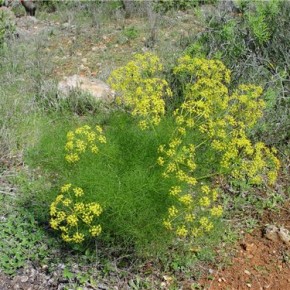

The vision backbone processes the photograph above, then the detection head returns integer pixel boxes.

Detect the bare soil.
[200,205,290,290]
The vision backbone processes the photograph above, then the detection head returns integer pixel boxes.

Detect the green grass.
[25,111,179,255]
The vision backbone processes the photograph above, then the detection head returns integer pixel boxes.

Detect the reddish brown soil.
[200,206,290,290]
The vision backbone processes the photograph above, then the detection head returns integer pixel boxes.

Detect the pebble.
[20,276,29,283]
[244,270,251,275]
[246,283,252,288]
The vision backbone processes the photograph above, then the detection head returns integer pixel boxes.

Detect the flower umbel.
[49,185,102,244]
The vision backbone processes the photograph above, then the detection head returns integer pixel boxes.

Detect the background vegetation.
[0,0,289,289]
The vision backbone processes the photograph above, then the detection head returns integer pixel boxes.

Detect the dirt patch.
[200,205,290,290]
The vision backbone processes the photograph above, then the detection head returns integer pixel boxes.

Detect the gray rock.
[57,75,115,103]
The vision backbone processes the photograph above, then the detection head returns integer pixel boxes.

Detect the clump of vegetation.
[185,0,290,147]
[154,0,216,13]
[0,207,53,275]
[0,8,15,52]
[26,53,279,258]
[50,183,103,243]
[108,52,172,129]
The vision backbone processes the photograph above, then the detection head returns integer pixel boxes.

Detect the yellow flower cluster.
[49,184,103,244]
[108,52,172,129]
[162,185,223,239]
[65,125,106,163]
[171,56,279,184]
[158,56,279,239]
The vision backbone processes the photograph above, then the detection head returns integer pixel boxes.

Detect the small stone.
[208,268,214,274]
[218,278,222,283]
[247,283,252,288]
[29,268,36,278]
[20,276,29,283]
[263,225,279,242]
[58,263,65,269]
[244,270,251,275]
[98,283,108,289]
[278,227,290,246]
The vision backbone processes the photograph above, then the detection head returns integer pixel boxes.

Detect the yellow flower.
[91,145,99,154]
[169,186,182,196]
[65,141,74,151]
[157,157,165,166]
[61,233,72,242]
[62,198,72,206]
[50,219,59,230]
[176,225,188,237]
[74,202,85,213]
[98,135,107,144]
[65,153,80,163]
[66,131,74,140]
[89,202,103,216]
[168,206,178,218]
[95,125,103,133]
[191,227,201,237]
[179,194,193,206]
[163,220,173,230]
[89,225,102,237]
[82,213,94,225]
[210,206,223,217]
[199,196,211,207]
[185,213,195,222]
[201,185,210,194]
[72,232,85,243]
[73,187,84,197]
[199,217,213,232]
[67,214,78,226]
[50,203,57,216]
[61,184,71,193]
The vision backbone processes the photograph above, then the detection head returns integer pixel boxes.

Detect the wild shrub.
[153,0,216,13]
[184,0,290,147]
[0,8,15,52]
[28,53,279,256]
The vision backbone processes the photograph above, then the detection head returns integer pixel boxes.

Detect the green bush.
[0,207,53,275]
[184,0,290,147]
[26,53,279,257]
[0,9,15,52]
[27,111,176,254]
[154,0,216,13]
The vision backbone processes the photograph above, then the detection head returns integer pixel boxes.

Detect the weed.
[0,208,54,275]
[123,26,139,40]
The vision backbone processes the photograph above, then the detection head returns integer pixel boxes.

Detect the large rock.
[57,75,115,103]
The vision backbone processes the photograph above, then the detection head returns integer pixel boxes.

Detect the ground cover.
[0,1,289,289]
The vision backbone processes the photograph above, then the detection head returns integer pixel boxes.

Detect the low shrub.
[0,8,15,52]
[184,0,290,147]
[154,0,216,13]
[27,53,279,257]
